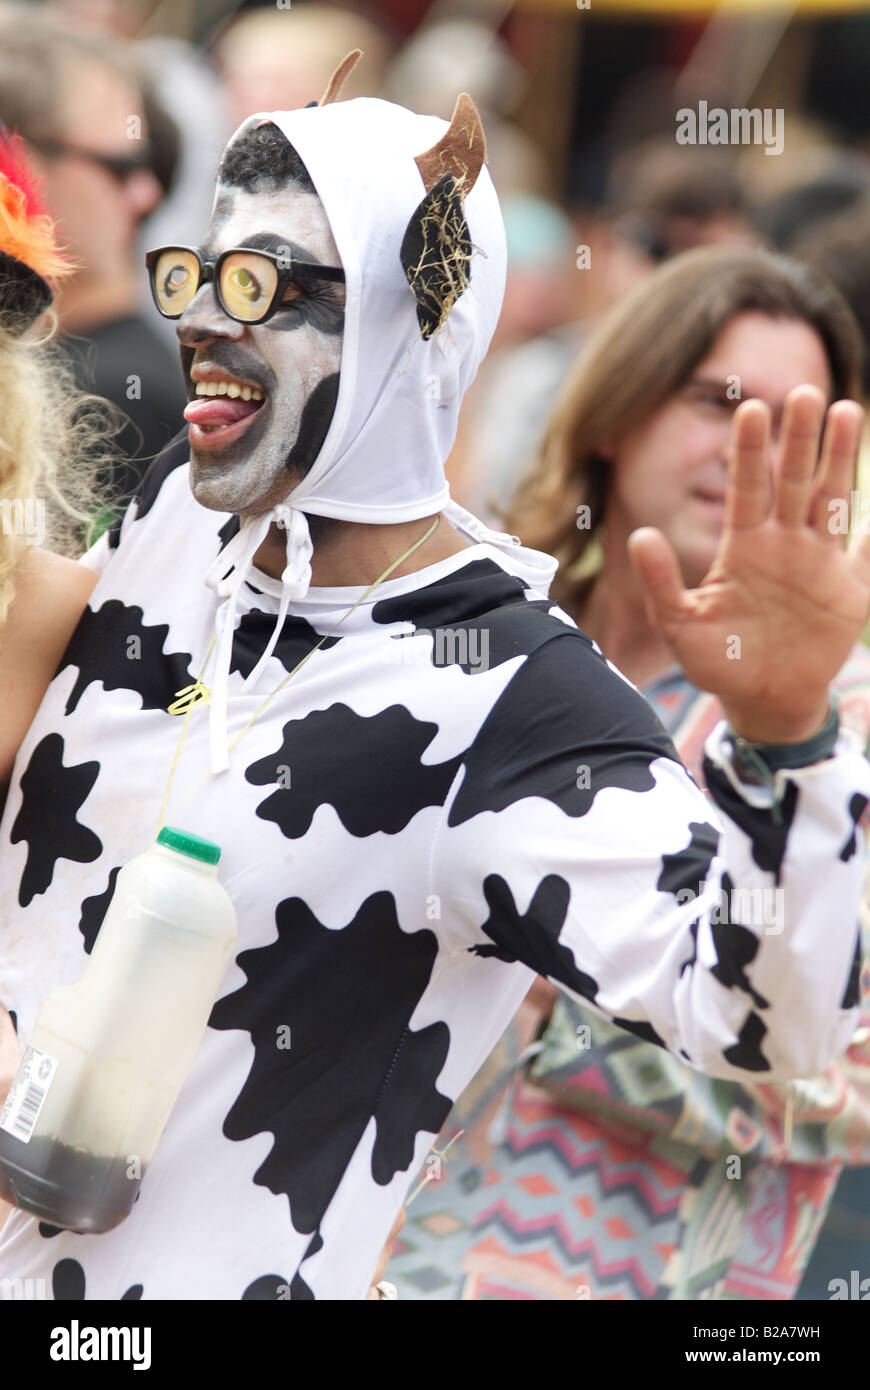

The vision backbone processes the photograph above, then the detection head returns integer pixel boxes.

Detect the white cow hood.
[203,95,557,771]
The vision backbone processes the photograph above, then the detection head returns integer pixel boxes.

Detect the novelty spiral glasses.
[145,245,345,325]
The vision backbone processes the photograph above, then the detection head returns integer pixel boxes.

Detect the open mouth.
[184,372,268,450]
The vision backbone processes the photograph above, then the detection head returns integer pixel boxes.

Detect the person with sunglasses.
[0,9,186,513]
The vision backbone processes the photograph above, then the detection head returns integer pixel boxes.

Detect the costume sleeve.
[431,629,870,1083]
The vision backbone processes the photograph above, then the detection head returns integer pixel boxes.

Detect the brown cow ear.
[402,95,487,340]
[414,93,486,199]
[319,49,362,106]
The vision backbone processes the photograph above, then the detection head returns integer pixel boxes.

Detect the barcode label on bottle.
[0,1045,57,1144]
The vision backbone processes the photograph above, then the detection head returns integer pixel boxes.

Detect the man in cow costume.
[1,54,870,1300]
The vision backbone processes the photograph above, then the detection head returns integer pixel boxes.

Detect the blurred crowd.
[4,0,870,1303]
[4,0,870,529]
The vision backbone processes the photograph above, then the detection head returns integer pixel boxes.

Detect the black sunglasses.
[30,138,153,184]
[145,244,345,325]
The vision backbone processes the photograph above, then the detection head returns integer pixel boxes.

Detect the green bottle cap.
[156,826,221,866]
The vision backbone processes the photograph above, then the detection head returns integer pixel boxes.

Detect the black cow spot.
[7,1010,16,1033]
[242,1274,289,1300]
[840,793,869,862]
[709,874,769,1010]
[58,600,194,715]
[53,1258,85,1300]
[105,511,124,551]
[246,704,462,840]
[841,927,863,1009]
[210,892,450,1237]
[11,735,102,907]
[39,1222,63,1238]
[703,760,799,886]
[230,610,340,682]
[290,1230,323,1300]
[371,560,562,674]
[78,866,122,954]
[218,515,241,552]
[680,919,700,977]
[722,1010,771,1072]
[372,1024,453,1185]
[468,873,599,1004]
[658,821,720,898]
[372,558,526,629]
[52,1257,143,1300]
[284,374,341,476]
[449,631,679,826]
[610,1017,667,1050]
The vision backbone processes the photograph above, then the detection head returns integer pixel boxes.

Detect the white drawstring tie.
[203,503,313,773]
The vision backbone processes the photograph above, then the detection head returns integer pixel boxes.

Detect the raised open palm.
[628,386,870,743]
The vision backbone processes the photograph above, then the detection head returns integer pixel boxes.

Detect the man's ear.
[401,94,487,340]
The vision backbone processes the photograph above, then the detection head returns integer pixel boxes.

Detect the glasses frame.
[145,244,346,325]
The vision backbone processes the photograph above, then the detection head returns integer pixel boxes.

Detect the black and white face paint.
[177,183,344,518]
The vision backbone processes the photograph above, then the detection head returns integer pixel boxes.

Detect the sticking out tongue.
[184,396,263,428]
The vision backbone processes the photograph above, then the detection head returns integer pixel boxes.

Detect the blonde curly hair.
[0,129,118,629]
[0,306,118,628]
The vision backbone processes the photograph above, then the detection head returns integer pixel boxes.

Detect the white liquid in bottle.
[0,827,237,1232]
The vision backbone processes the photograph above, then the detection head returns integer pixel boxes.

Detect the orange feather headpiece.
[0,128,73,330]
